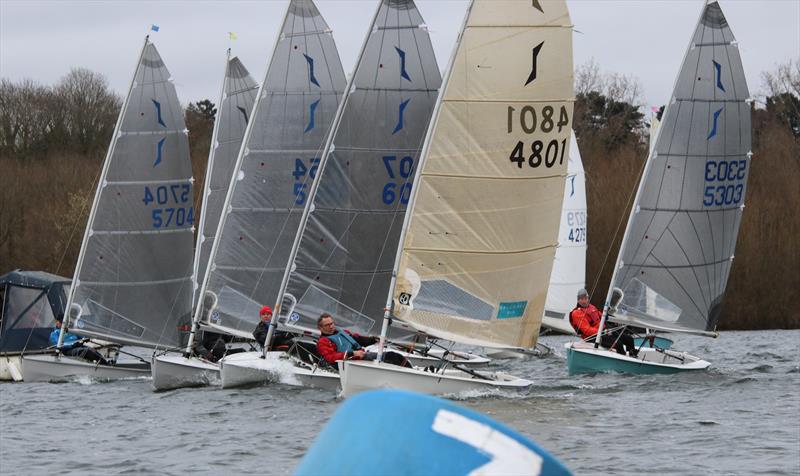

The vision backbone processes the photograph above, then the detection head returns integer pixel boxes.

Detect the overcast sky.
[1,0,798,110]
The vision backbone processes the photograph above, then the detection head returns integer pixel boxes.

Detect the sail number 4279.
[507,105,570,169]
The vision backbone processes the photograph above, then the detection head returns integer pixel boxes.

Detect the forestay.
[282,0,442,335]
[607,0,751,335]
[192,55,258,302]
[196,0,346,338]
[544,132,586,323]
[392,0,574,349]
[67,39,194,349]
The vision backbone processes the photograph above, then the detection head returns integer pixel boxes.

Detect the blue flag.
[151,24,160,32]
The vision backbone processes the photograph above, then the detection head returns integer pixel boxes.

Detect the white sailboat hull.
[339,360,532,398]
[372,346,490,368]
[565,342,710,375]
[219,351,340,391]
[21,354,150,382]
[151,354,220,391]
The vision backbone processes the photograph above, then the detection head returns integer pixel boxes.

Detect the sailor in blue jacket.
[50,319,108,365]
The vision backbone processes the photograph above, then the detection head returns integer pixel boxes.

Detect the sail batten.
[281,0,442,336]
[192,54,258,303]
[65,39,194,349]
[195,0,346,337]
[390,0,574,349]
[607,2,749,333]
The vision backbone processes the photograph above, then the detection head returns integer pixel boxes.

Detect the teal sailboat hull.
[565,343,710,375]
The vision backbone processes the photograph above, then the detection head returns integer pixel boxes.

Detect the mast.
[375,0,474,360]
[185,48,232,356]
[191,3,292,339]
[262,0,385,354]
[57,36,151,352]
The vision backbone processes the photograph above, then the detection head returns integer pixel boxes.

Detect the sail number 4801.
[507,105,570,169]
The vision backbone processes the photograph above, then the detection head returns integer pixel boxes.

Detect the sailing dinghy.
[23,37,195,382]
[179,0,346,390]
[566,0,751,374]
[151,52,259,391]
[340,0,575,397]
[221,0,458,389]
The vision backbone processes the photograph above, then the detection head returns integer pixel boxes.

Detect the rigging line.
[359,33,436,314]
[355,4,400,314]
[243,10,341,309]
[687,210,715,307]
[618,18,708,292]
[204,9,299,312]
[587,151,647,300]
[665,226,710,312]
[651,253,708,321]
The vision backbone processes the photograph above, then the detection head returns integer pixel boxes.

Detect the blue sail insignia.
[393,99,410,135]
[152,99,166,127]
[713,60,726,92]
[395,47,411,82]
[707,107,723,140]
[154,137,166,167]
[304,54,320,87]
[305,99,321,133]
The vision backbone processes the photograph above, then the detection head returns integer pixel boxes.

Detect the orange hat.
[260,305,273,316]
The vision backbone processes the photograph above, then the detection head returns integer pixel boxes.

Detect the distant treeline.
[1,61,798,330]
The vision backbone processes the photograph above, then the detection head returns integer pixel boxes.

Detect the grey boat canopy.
[0,270,70,353]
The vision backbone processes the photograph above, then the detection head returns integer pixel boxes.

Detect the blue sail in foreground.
[295,390,572,476]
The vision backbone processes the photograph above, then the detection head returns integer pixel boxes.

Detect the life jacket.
[326,330,361,353]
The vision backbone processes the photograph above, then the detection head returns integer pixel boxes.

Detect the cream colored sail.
[391,0,574,349]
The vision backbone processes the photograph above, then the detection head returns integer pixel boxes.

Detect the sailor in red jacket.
[316,313,411,367]
[570,288,638,357]
[569,289,603,338]
[316,313,377,364]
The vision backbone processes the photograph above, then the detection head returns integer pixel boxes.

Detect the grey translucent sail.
[282,0,442,335]
[66,38,194,349]
[196,0,346,338]
[607,0,751,335]
[192,54,258,303]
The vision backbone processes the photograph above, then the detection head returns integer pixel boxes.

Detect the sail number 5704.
[507,105,570,169]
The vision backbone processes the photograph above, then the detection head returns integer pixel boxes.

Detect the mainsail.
[391,0,574,349]
[281,0,442,335]
[606,0,751,335]
[543,132,586,329]
[66,38,194,349]
[195,0,346,338]
[192,54,258,303]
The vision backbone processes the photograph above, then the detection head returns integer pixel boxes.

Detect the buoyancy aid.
[326,330,361,354]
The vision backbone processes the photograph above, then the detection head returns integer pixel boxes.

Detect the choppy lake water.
[1,330,798,475]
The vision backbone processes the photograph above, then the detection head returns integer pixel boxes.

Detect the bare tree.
[55,68,121,154]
